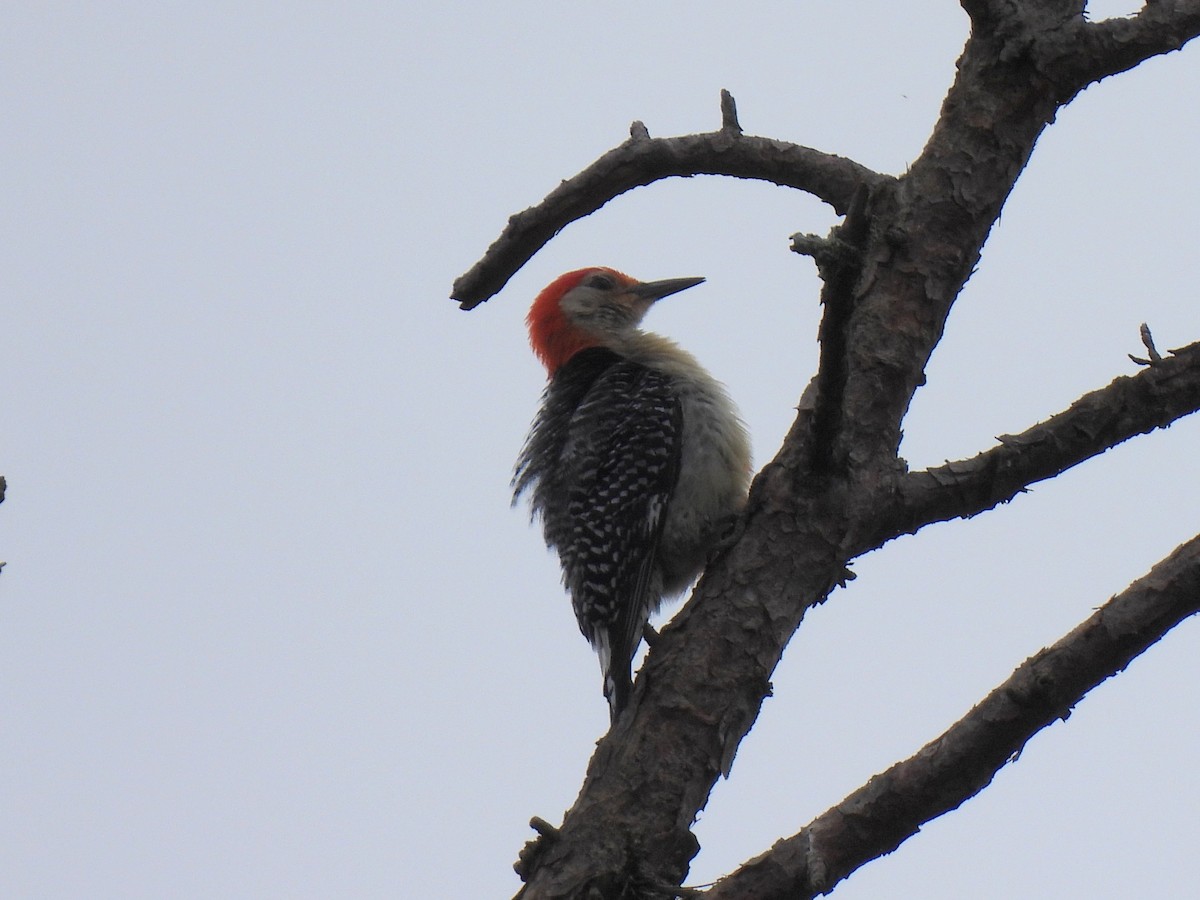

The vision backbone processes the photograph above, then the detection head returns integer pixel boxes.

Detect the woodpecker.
[513,267,751,720]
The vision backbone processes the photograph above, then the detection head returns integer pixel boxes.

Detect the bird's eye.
[586,273,616,290]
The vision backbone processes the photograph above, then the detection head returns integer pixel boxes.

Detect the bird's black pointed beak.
[630,276,705,302]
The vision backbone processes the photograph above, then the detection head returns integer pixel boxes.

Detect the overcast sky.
[2,3,1198,898]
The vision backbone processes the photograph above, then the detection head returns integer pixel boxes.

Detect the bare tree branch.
[1052,1,1200,90]
[705,532,1200,900]
[807,28,1070,475]
[452,95,887,310]
[805,185,873,476]
[805,0,1196,481]
[863,338,1200,547]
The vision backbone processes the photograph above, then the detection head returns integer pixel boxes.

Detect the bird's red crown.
[526,267,634,375]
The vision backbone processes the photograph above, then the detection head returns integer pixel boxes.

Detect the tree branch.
[862,337,1200,548]
[1051,1,1200,91]
[823,0,1196,474]
[452,94,887,310]
[813,31,1065,473]
[705,532,1200,900]
[804,185,874,476]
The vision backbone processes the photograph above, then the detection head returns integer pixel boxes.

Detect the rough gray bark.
[455,3,1200,897]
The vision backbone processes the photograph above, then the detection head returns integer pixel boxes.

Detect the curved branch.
[705,532,1200,900]
[863,338,1200,548]
[452,112,887,309]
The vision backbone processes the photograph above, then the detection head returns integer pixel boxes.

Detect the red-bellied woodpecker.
[513,267,751,720]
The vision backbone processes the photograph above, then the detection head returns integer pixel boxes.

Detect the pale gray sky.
[2,3,1198,898]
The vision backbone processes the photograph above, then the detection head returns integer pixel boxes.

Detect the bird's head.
[526,266,705,374]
